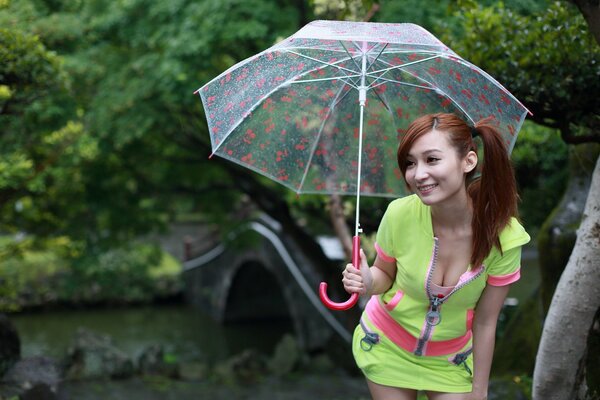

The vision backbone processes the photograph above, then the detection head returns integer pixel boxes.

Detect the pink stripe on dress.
[374,242,395,263]
[487,268,521,286]
[365,297,473,357]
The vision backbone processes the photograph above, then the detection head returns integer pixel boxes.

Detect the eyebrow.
[407,149,443,157]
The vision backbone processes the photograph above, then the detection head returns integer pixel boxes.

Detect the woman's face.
[404,129,475,207]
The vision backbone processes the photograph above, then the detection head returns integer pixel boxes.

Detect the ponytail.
[468,121,518,268]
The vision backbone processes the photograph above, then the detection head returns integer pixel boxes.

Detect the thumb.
[359,249,369,269]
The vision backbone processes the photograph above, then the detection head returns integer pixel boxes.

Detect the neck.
[430,191,472,234]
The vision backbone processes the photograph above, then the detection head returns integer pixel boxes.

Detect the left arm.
[470,283,511,400]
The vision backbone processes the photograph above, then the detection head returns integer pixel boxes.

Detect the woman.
[342,113,530,400]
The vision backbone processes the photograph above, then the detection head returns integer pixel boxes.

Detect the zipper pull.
[426,295,443,326]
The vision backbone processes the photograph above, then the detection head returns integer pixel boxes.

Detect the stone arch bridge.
[182,217,359,351]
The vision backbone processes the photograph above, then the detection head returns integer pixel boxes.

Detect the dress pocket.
[383,290,404,311]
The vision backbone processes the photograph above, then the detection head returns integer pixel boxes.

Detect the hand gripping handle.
[318,235,361,311]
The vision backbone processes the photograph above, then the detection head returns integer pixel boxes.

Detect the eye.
[405,160,415,168]
[427,156,440,163]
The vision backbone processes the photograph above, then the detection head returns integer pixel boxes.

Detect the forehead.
[408,129,452,155]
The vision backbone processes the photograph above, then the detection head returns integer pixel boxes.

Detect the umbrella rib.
[284,49,361,76]
[296,81,350,193]
[289,75,360,88]
[366,55,440,86]
[366,43,389,72]
[368,76,433,91]
[339,41,364,73]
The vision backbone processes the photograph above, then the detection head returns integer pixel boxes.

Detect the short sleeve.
[486,246,522,286]
[375,206,396,263]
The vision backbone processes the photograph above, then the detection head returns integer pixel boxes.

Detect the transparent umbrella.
[195,20,530,311]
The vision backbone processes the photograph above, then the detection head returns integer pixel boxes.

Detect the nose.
[414,163,429,182]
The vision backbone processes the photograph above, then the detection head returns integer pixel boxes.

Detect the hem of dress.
[362,372,472,394]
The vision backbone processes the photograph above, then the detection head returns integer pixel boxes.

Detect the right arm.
[342,249,396,297]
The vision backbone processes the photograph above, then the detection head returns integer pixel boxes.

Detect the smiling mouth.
[417,184,438,193]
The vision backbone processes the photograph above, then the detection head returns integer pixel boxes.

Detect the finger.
[345,264,360,275]
[359,249,369,269]
[343,279,364,293]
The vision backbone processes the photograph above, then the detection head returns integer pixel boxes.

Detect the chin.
[416,193,439,205]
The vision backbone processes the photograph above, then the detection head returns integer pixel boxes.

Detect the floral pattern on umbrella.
[198,20,529,198]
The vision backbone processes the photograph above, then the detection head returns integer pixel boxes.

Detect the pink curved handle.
[318,236,361,311]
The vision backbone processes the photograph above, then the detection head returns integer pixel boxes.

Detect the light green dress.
[353,195,530,392]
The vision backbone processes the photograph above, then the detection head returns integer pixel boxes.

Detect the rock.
[137,344,178,377]
[268,334,302,377]
[0,314,21,377]
[20,382,58,400]
[1,356,61,398]
[214,349,267,385]
[63,328,134,380]
[306,353,335,374]
[178,361,209,381]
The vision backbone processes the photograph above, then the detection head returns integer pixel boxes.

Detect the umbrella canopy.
[195,20,530,310]
[197,20,529,199]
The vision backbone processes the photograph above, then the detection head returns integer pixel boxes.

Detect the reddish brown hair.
[397,113,518,268]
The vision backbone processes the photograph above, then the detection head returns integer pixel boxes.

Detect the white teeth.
[419,184,437,191]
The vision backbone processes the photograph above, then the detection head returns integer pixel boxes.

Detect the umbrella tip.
[193,88,200,95]
[208,152,214,159]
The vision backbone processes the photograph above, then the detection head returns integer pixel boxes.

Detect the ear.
[463,150,478,173]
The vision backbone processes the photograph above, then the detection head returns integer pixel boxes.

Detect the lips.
[417,184,438,193]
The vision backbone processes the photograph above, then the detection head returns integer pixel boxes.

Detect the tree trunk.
[329,194,352,260]
[569,0,600,45]
[532,155,600,400]
[537,144,600,312]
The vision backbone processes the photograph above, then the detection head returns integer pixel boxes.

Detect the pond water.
[12,303,294,365]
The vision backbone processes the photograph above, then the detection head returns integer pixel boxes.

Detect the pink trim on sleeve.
[374,242,395,263]
[487,269,521,286]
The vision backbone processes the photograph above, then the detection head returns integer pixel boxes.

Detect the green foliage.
[0,236,70,311]
[0,22,86,239]
[0,236,182,311]
[311,0,376,21]
[511,121,568,231]
[60,243,179,304]
[444,1,600,138]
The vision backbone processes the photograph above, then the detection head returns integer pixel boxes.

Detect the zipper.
[414,237,486,356]
[450,347,473,375]
[359,318,380,351]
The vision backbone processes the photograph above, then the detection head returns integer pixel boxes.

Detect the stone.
[0,314,21,377]
[19,382,58,400]
[306,353,335,374]
[63,328,134,380]
[137,344,178,377]
[268,334,301,377]
[213,349,267,385]
[1,356,61,397]
[178,361,209,381]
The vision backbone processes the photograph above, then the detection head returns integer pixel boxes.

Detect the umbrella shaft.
[355,46,368,237]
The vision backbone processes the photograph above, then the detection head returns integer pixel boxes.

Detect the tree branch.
[569,0,600,45]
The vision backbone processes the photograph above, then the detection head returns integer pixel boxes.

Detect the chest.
[431,235,473,287]
[392,234,485,307]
